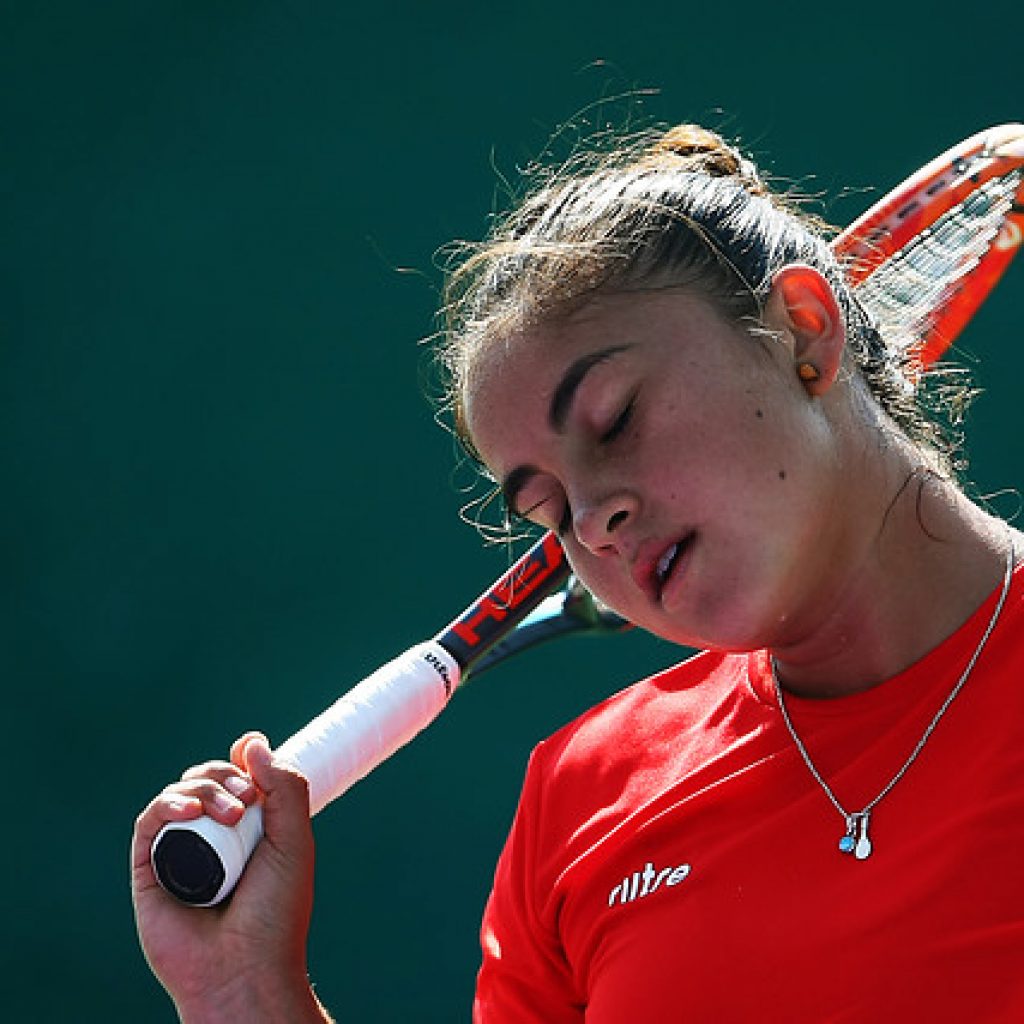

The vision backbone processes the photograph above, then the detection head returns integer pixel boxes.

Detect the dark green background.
[3,3,1020,1020]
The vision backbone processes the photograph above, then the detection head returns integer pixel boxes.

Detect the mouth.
[641,532,696,604]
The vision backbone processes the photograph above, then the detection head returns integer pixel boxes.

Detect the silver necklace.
[772,540,1015,861]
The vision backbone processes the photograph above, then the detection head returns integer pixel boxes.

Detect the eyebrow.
[501,344,634,515]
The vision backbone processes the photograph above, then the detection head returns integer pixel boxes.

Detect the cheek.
[564,548,628,609]
[649,402,810,520]
[567,555,669,636]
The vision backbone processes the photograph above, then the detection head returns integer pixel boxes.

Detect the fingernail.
[224,775,250,797]
[167,797,190,813]
[245,738,272,770]
[213,790,243,814]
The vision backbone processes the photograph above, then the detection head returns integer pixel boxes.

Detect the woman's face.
[463,286,853,652]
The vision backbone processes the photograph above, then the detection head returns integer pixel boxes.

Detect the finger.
[241,737,312,852]
[131,789,205,876]
[180,761,258,803]
[162,777,253,825]
[180,758,238,781]
[135,789,204,839]
[230,731,269,770]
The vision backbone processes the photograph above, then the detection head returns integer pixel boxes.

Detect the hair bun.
[646,124,768,196]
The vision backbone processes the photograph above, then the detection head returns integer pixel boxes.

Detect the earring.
[797,362,820,383]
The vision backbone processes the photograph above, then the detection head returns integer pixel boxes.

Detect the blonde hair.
[438,124,969,481]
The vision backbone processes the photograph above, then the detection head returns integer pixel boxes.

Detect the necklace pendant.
[838,813,873,859]
[838,817,857,854]
[854,812,873,861]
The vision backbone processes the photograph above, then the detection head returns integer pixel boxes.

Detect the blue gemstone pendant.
[839,813,873,859]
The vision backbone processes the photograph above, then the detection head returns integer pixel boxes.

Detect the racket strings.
[856,171,1022,350]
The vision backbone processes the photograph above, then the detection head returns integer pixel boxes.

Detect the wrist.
[176,971,330,1024]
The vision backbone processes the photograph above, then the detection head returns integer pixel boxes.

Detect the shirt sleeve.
[472,745,584,1024]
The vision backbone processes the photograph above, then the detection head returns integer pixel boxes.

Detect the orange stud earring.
[797,362,820,383]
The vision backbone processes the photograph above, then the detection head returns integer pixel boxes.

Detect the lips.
[633,532,696,604]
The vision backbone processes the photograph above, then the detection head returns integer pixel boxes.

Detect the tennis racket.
[153,122,1023,906]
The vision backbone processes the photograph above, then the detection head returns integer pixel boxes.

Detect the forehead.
[460,323,553,465]
[464,292,630,393]
[461,288,721,409]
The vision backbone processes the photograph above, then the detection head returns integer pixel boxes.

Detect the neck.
[770,471,1014,700]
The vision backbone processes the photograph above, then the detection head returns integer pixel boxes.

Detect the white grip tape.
[278,641,460,815]
[152,640,461,906]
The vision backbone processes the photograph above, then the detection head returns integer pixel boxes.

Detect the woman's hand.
[131,732,331,1023]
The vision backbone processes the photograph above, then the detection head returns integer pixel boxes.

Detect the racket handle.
[151,641,462,906]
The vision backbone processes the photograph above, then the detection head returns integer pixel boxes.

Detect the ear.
[765,264,846,396]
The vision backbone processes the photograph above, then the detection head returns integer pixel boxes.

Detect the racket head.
[837,123,1024,368]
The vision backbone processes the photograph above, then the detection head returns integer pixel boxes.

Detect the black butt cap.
[152,829,226,905]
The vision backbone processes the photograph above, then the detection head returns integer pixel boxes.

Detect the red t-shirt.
[474,567,1024,1022]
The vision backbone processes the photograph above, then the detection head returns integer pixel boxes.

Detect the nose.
[571,491,638,556]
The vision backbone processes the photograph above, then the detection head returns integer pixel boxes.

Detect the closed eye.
[506,490,572,536]
[555,502,573,535]
[600,395,636,444]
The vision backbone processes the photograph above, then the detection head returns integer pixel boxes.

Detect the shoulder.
[502,648,772,908]
[522,648,755,798]
[983,558,1024,666]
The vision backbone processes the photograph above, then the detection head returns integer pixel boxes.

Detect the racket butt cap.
[152,828,225,905]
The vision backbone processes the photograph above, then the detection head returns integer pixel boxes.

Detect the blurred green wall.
[2,3,1020,1020]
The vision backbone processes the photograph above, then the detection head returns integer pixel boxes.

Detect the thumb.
[242,736,313,858]
[226,737,316,975]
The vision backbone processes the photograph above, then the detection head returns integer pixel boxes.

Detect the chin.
[648,596,782,655]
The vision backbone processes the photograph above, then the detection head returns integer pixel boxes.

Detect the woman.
[132,125,1024,1021]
